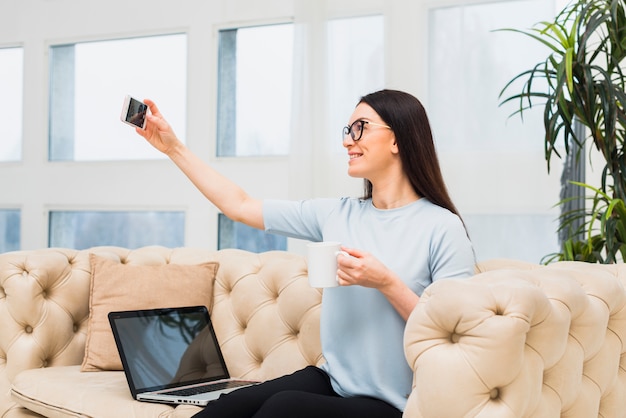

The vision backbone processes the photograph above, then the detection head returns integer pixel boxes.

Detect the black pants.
[191,366,402,418]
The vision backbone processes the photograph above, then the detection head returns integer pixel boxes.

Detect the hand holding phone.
[120,95,148,129]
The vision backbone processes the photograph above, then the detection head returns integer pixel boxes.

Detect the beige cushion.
[81,254,218,371]
[11,366,201,418]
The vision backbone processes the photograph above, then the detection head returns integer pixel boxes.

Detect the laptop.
[108,305,258,406]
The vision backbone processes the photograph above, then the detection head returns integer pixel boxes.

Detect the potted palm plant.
[499,0,626,263]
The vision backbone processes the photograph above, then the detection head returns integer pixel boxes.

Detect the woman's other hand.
[336,247,394,290]
[336,246,419,321]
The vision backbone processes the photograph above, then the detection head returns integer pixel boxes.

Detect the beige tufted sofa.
[1,246,626,418]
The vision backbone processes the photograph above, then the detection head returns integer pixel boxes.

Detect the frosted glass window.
[218,214,286,252]
[217,24,293,156]
[0,47,23,162]
[429,0,553,151]
[0,210,20,252]
[464,214,558,263]
[429,0,559,263]
[327,15,384,152]
[49,211,184,250]
[49,34,187,161]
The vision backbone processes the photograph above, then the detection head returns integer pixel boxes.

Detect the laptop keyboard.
[166,380,252,396]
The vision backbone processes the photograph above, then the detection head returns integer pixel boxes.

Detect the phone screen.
[124,97,148,129]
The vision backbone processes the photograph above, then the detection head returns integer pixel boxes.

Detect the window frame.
[46,31,188,162]
[0,44,24,163]
[214,18,295,158]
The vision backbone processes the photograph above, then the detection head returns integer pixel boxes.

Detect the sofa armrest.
[0,249,92,417]
[403,263,626,418]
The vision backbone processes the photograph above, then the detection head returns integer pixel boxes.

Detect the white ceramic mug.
[306,241,343,288]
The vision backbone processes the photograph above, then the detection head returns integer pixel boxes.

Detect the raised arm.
[136,99,264,230]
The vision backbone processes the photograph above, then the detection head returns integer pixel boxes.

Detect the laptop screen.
[109,306,230,396]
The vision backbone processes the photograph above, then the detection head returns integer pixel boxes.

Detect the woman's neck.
[370,180,420,210]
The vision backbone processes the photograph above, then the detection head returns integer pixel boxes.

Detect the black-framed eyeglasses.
[342,120,391,141]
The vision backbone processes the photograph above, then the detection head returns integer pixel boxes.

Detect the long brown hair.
[359,89,462,220]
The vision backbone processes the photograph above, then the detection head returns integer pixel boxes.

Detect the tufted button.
[489,388,499,399]
[450,333,460,343]
[24,325,33,334]
[73,324,79,333]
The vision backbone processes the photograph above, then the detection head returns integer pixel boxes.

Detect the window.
[464,214,557,262]
[49,211,184,250]
[0,210,20,252]
[48,34,187,161]
[217,24,294,157]
[429,0,551,152]
[428,0,559,263]
[0,47,23,162]
[327,15,384,153]
[218,214,286,252]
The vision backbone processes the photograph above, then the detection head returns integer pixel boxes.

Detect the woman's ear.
[390,137,399,154]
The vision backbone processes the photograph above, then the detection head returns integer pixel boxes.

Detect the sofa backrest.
[208,248,324,379]
[0,246,323,417]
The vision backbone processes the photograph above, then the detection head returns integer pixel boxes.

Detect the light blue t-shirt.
[263,197,475,411]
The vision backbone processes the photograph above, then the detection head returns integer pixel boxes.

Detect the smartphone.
[120,95,148,129]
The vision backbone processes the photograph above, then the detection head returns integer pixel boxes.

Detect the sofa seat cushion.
[11,366,202,418]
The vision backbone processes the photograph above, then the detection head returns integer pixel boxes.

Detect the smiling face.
[343,103,399,182]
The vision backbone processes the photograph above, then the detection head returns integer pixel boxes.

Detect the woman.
[136,89,475,417]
